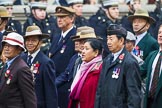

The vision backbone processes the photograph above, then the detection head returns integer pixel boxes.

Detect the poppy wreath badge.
[31,61,40,74]
[118,53,125,63]
[5,70,13,85]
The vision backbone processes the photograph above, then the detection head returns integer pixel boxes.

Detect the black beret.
[107,24,127,39]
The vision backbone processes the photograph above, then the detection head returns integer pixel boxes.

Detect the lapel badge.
[133,46,140,56]
[5,70,10,78]
[112,68,120,79]
[6,74,13,85]
[139,50,143,59]
[60,45,66,53]
[119,53,125,63]
[31,61,40,74]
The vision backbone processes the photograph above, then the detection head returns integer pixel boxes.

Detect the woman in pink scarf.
[68,39,103,108]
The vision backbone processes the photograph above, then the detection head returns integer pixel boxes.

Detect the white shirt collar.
[112,47,124,62]
[28,49,40,62]
[61,25,74,38]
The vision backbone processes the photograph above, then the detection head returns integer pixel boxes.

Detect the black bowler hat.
[107,24,127,39]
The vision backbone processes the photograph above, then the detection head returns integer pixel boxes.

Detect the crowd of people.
[0,0,162,108]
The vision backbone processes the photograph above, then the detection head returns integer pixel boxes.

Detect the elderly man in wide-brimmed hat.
[21,25,58,108]
[0,32,37,108]
[127,8,159,61]
[23,1,57,53]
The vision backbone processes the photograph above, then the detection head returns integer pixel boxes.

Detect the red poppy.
[135,46,139,50]
[5,70,10,78]
[119,54,125,60]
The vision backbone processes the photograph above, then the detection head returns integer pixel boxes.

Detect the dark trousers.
[147,97,154,108]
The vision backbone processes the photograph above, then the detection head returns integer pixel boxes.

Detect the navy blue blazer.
[22,51,58,108]
[49,27,76,77]
[56,54,79,87]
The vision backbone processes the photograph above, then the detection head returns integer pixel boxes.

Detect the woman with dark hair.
[68,38,103,108]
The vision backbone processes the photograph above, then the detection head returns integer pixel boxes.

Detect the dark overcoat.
[49,27,76,76]
[49,27,76,108]
[22,51,58,108]
[95,48,142,108]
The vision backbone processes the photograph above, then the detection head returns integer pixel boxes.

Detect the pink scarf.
[70,55,102,100]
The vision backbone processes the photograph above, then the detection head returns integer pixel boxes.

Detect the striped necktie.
[149,51,162,98]
[27,55,33,67]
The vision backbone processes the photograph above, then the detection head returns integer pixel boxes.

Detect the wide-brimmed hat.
[128,8,155,24]
[54,6,75,17]
[71,26,101,41]
[24,25,50,39]
[102,0,119,8]
[107,24,127,39]
[126,31,136,41]
[2,32,26,51]
[30,2,47,9]
[67,0,83,5]
[0,6,13,18]
[0,0,13,6]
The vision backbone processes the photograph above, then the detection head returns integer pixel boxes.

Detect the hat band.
[79,33,96,38]
[26,30,42,36]
[5,37,23,45]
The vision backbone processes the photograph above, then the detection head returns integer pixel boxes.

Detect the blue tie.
[58,35,64,45]
[110,54,114,64]
[27,55,33,67]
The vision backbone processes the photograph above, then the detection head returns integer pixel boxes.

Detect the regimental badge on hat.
[127,8,155,24]
[67,0,83,5]
[54,6,75,17]
[30,2,47,10]
[0,6,13,18]
[71,26,102,41]
[107,24,127,39]
[0,0,13,6]
[102,0,119,8]
[24,25,50,39]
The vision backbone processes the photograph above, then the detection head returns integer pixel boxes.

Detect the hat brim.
[128,15,155,24]
[24,33,50,39]
[2,40,26,51]
[54,13,70,17]
[0,16,13,18]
